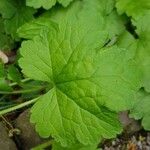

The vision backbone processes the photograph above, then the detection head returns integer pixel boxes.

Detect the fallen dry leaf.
[127,142,137,150]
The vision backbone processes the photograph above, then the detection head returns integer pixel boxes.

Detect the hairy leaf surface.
[18,0,141,147]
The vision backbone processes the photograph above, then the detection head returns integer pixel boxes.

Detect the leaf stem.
[9,78,32,87]
[1,115,14,129]
[0,86,45,95]
[31,140,53,150]
[0,98,38,116]
[0,95,7,101]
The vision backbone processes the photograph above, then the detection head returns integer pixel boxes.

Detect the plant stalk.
[0,98,38,116]
[9,78,32,87]
[0,86,45,95]
[31,140,53,150]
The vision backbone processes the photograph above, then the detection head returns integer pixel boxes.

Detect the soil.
[15,109,48,150]
[0,122,17,150]
[100,131,150,150]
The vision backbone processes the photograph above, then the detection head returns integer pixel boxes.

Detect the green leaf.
[31,87,122,146]
[116,0,150,18]
[0,0,36,39]
[17,17,58,40]
[18,0,141,147]
[7,65,22,83]
[0,18,14,50]
[116,12,150,130]
[117,12,150,92]
[132,12,150,92]
[130,90,150,131]
[0,63,12,91]
[115,0,150,92]
[26,0,75,9]
[0,78,12,92]
[19,0,125,39]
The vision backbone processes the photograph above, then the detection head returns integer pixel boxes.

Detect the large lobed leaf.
[18,0,141,148]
